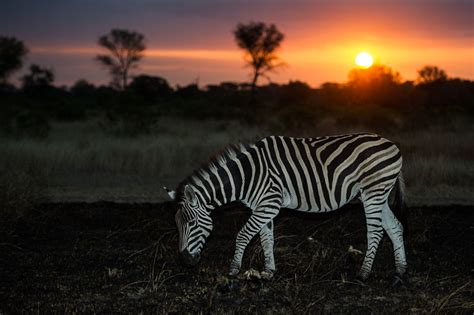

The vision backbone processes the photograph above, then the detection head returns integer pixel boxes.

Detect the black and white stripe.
[170,133,407,280]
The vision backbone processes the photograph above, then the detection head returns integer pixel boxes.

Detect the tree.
[347,64,402,106]
[70,79,96,97]
[348,64,401,89]
[21,64,54,89]
[129,75,172,100]
[416,65,447,84]
[96,29,145,90]
[0,36,28,84]
[234,22,284,91]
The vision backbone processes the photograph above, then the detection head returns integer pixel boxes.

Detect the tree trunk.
[247,70,259,116]
[122,69,128,90]
[251,70,259,92]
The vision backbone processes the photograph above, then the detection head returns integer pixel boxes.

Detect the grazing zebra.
[166,133,407,282]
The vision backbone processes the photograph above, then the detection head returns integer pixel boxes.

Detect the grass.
[1,202,472,313]
[0,116,472,313]
[0,168,47,222]
[0,117,472,205]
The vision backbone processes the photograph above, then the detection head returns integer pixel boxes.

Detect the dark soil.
[1,202,473,314]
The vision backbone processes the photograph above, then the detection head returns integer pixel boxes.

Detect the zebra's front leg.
[229,207,279,277]
[259,220,275,280]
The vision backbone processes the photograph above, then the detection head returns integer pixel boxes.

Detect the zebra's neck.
[189,144,267,210]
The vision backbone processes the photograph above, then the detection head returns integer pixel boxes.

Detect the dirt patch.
[0,202,473,313]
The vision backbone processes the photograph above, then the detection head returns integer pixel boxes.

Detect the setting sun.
[355,52,374,68]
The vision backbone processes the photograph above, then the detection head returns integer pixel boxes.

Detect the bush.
[0,105,50,139]
[54,101,87,121]
[98,90,159,136]
[14,111,51,138]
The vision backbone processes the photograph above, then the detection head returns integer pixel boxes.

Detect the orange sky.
[2,0,473,87]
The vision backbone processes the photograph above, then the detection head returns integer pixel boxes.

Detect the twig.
[0,242,24,251]
[434,281,471,314]
[428,274,460,288]
[120,280,148,291]
[125,243,154,261]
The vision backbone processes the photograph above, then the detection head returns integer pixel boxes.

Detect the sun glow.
[355,52,374,68]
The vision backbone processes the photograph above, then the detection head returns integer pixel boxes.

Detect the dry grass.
[0,168,48,222]
[390,128,474,205]
[0,118,472,205]
[2,203,472,313]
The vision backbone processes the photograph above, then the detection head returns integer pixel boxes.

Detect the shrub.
[15,111,50,138]
[99,91,158,136]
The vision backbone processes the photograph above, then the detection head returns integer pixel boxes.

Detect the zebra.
[165,133,407,283]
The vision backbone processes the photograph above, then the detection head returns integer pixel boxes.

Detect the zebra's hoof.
[242,268,261,280]
[228,268,240,278]
[261,270,274,280]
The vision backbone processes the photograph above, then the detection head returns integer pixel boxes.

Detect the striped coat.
[168,133,407,282]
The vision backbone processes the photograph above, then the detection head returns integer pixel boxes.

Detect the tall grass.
[0,118,472,205]
[0,118,268,202]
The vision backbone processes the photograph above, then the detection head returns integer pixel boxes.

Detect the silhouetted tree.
[417,65,447,84]
[348,64,401,89]
[319,82,347,107]
[206,82,239,95]
[234,22,284,91]
[277,80,312,106]
[96,29,145,90]
[347,64,403,106]
[0,36,28,84]
[129,75,172,101]
[175,83,201,98]
[70,79,96,97]
[21,64,54,89]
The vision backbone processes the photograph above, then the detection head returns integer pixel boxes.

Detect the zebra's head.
[166,184,213,266]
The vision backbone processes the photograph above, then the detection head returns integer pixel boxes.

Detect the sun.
[355,52,374,68]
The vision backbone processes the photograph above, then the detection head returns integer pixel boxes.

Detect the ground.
[1,202,472,313]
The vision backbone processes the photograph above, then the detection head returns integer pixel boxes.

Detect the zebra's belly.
[285,185,360,213]
[287,199,353,213]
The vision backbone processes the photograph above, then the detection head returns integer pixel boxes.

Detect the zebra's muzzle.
[180,249,200,266]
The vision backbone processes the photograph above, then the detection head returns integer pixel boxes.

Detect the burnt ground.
[0,202,473,314]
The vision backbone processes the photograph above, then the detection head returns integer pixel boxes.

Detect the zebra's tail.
[392,170,408,235]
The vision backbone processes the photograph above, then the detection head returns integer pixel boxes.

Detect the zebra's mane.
[176,142,251,200]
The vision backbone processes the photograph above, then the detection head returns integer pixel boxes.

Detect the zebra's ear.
[184,185,198,206]
[163,186,176,200]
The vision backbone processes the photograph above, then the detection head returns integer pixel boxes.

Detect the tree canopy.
[234,22,284,90]
[0,36,28,84]
[417,65,448,84]
[96,29,146,90]
[129,75,172,100]
[21,64,54,89]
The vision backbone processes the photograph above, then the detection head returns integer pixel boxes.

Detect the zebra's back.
[258,133,402,212]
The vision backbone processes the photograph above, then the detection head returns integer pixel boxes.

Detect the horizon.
[1,0,473,88]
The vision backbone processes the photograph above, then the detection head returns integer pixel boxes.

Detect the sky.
[1,0,473,88]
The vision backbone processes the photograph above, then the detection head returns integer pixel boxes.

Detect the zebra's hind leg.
[358,192,386,280]
[229,206,280,278]
[381,201,407,285]
[259,220,275,280]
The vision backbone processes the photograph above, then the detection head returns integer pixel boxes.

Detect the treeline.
[1,66,473,137]
[0,22,473,138]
